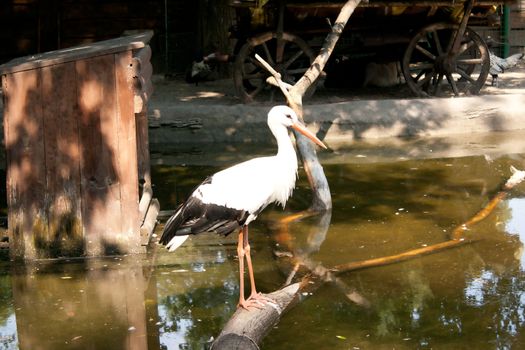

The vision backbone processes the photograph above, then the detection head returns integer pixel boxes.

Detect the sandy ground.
[150,61,525,107]
[146,61,525,144]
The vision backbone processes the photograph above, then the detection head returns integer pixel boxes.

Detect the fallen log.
[211,283,302,350]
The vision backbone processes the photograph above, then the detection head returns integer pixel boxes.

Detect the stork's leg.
[243,226,274,304]
[243,225,258,296]
[237,227,264,310]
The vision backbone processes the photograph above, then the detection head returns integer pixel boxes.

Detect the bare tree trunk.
[256,0,363,211]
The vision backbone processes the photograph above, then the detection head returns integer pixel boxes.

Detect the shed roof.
[0,31,153,74]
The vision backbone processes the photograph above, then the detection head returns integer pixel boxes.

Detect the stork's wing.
[197,157,277,213]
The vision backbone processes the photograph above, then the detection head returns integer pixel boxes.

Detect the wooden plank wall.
[0,0,234,74]
[509,1,525,54]
[41,62,84,256]
[75,51,140,256]
[510,0,525,27]
[0,0,165,68]
[59,0,163,48]
[0,0,39,63]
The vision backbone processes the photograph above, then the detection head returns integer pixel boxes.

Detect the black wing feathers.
[159,194,250,246]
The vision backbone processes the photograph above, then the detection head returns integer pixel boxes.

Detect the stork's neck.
[271,123,297,164]
[267,122,298,207]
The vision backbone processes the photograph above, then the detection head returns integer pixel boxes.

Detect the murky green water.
[1,132,525,349]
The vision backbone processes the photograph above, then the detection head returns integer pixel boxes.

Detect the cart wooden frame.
[230,0,504,102]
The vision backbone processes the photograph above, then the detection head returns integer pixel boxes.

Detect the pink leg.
[237,227,264,310]
[244,226,259,298]
[243,226,274,304]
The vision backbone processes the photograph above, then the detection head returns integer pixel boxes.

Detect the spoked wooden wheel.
[233,31,314,103]
[402,23,490,97]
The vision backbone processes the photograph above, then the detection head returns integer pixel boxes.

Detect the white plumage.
[489,51,524,87]
[159,105,326,309]
[196,157,295,212]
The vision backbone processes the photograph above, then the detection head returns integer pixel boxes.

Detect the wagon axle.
[435,54,457,75]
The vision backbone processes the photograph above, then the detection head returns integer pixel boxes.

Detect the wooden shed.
[0,31,156,260]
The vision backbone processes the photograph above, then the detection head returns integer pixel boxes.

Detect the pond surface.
[1,132,525,349]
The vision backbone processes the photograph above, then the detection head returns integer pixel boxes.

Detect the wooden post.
[132,45,154,191]
[130,44,159,245]
[0,31,155,259]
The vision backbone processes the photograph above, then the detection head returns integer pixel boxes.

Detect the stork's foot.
[248,292,275,304]
[237,293,276,311]
[237,298,265,311]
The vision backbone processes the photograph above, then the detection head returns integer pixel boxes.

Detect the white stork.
[159,105,326,310]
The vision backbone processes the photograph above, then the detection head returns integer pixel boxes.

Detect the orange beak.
[291,122,327,149]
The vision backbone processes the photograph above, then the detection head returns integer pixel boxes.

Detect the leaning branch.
[253,2,365,211]
[452,166,525,240]
[332,239,471,274]
[255,54,295,107]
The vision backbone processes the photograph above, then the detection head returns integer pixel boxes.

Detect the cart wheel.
[233,31,314,103]
[402,22,489,97]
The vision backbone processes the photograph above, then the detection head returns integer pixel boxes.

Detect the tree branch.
[252,2,365,211]
[254,54,296,109]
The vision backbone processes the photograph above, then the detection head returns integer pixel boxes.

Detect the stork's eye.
[285,114,292,119]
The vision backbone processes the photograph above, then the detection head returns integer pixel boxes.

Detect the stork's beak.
[291,122,327,149]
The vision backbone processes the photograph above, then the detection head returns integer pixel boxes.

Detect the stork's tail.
[159,206,189,251]
[165,235,189,252]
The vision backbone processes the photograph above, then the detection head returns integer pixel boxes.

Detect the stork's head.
[268,105,300,128]
[267,105,327,149]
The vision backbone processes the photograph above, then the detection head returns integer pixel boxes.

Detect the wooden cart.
[230,0,503,102]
